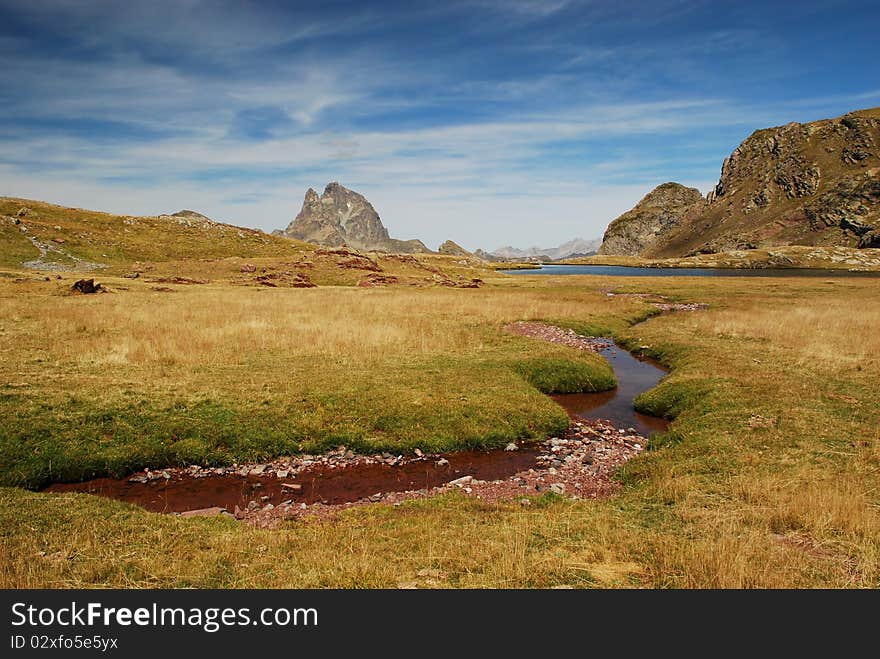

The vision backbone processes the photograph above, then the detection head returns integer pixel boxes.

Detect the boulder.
[71,279,102,294]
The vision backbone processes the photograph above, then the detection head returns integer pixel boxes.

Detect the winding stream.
[45,336,669,514]
[553,340,668,435]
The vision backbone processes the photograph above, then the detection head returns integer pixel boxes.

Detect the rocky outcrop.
[598,107,880,257]
[438,240,473,257]
[804,174,880,247]
[278,182,430,254]
[168,210,214,222]
[598,183,704,256]
[158,210,218,228]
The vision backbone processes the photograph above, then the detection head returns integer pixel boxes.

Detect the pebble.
[504,322,611,352]
[448,475,473,486]
[179,507,226,517]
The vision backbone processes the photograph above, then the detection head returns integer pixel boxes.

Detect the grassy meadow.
[1,266,879,588]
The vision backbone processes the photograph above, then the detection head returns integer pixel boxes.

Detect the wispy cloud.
[1,0,878,249]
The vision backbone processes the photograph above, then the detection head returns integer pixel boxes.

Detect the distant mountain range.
[489,238,602,261]
[274,182,600,261]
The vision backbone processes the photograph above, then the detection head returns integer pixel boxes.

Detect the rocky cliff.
[597,184,704,256]
[598,107,880,257]
[278,182,430,253]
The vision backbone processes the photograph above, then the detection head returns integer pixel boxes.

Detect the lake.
[500,264,880,277]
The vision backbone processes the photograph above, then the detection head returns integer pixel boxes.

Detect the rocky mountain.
[598,108,880,257]
[491,237,601,261]
[438,240,473,257]
[598,183,705,256]
[277,182,430,253]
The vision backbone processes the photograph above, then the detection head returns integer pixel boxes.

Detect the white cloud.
[3,1,872,251]
[1,93,731,250]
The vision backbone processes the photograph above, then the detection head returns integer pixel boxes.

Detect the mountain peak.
[278,183,430,254]
[597,183,704,257]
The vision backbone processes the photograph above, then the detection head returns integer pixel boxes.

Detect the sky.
[1,0,879,251]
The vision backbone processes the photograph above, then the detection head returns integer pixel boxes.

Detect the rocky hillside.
[278,182,430,254]
[599,107,880,257]
[597,184,704,256]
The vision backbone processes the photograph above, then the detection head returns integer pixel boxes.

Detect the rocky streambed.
[47,419,648,528]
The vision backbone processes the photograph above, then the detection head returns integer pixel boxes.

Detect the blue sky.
[1,0,879,250]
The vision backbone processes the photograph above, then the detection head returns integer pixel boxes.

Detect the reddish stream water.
[552,340,669,436]
[45,340,668,512]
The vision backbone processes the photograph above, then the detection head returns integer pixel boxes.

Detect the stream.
[45,337,668,514]
[553,340,668,436]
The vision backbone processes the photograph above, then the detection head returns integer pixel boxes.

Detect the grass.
[1,268,879,588]
[0,276,622,487]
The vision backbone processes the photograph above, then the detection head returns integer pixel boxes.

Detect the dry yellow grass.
[1,273,879,588]
[707,298,880,369]
[0,274,626,487]
[17,284,629,367]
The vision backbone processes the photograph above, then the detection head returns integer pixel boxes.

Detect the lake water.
[500,264,880,277]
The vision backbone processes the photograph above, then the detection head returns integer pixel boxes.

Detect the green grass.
[0,356,596,488]
[0,222,40,268]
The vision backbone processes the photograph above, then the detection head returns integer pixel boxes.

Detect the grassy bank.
[1,272,878,587]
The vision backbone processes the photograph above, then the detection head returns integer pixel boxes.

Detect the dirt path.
[22,234,106,271]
